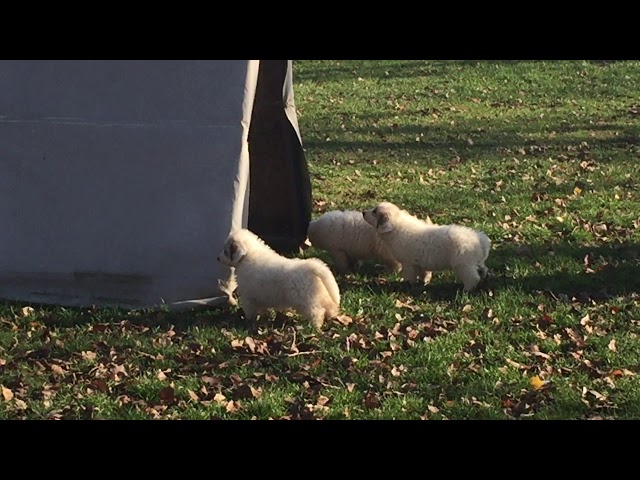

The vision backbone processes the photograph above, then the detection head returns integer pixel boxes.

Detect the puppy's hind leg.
[454,265,482,292]
[384,259,403,274]
[478,263,489,280]
[302,304,328,331]
[331,250,352,275]
[401,265,417,283]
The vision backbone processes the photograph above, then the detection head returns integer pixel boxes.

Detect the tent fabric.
[248,60,312,254]
[0,60,309,309]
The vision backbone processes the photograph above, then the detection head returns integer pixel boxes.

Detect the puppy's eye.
[373,207,378,215]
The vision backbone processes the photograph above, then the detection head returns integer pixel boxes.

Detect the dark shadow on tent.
[248,60,312,255]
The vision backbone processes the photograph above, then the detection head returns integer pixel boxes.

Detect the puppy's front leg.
[401,264,418,284]
[331,250,352,274]
[241,300,260,321]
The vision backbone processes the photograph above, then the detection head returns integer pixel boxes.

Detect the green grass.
[2,60,640,419]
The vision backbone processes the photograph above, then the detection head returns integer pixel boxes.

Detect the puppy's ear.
[228,239,247,264]
[377,212,394,233]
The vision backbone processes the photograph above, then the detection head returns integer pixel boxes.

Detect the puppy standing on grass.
[307,210,402,274]
[363,202,491,292]
[217,229,340,329]
[307,210,433,276]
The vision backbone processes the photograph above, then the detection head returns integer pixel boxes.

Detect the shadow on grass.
[303,119,639,166]
[294,60,563,84]
[335,241,640,303]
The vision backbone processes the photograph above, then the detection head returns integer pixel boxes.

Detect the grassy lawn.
[2,60,640,419]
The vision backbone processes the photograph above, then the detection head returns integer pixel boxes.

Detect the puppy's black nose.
[362,211,367,218]
[216,256,220,262]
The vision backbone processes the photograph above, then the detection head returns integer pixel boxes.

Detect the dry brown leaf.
[334,314,353,326]
[81,351,97,361]
[20,306,35,317]
[157,370,168,381]
[0,358,5,366]
[187,389,200,402]
[506,358,527,369]
[428,405,440,414]
[159,386,175,404]
[346,383,355,393]
[317,395,330,407]
[245,337,256,352]
[2,385,14,402]
[50,364,65,376]
[608,339,617,352]
[14,398,27,410]
[213,393,227,404]
[226,400,239,413]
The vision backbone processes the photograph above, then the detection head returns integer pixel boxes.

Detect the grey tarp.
[0,60,307,309]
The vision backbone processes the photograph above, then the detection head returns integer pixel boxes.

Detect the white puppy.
[217,229,340,329]
[307,210,401,274]
[363,202,491,291]
[308,210,433,275]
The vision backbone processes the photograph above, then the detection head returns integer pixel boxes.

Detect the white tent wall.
[0,60,261,309]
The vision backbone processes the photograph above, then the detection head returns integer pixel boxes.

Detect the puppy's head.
[362,202,400,234]
[217,232,247,267]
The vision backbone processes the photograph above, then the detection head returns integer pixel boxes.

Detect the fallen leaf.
[81,351,97,361]
[213,393,227,404]
[428,405,440,414]
[245,337,256,352]
[50,364,65,376]
[20,306,35,317]
[506,358,528,370]
[226,400,239,413]
[363,392,381,409]
[317,395,330,407]
[346,383,355,393]
[334,314,353,326]
[462,304,473,313]
[91,379,109,393]
[187,389,200,402]
[233,384,262,400]
[157,370,168,381]
[608,339,617,352]
[2,385,14,402]
[14,399,27,410]
[159,386,175,404]
[530,376,545,390]
[0,358,5,366]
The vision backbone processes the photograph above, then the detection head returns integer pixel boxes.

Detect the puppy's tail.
[307,258,341,307]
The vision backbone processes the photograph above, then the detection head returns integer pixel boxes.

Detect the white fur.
[363,202,491,291]
[307,210,401,274]
[308,210,433,275]
[217,229,340,329]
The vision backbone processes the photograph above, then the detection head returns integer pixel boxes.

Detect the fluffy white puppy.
[217,229,340,329]
[307,210,401,274]
[308,210,433,276]
[363,202,491,291]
